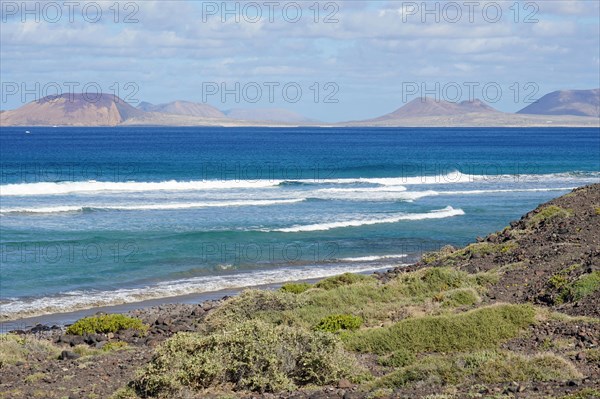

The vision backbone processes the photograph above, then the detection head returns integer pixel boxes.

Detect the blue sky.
[1,0,599,122]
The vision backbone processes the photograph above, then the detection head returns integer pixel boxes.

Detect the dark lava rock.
[59,351,80,360]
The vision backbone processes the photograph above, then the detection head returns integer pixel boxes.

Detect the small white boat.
[25,130,31,134]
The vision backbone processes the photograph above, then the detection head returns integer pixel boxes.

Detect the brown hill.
[0,93,144,126]
[373,97,500,121]
[517,89,600,117]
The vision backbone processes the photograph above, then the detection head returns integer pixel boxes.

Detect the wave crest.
[269,206,465,233]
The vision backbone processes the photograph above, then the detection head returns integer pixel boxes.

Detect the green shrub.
[66,314,147,335]
[315,273,373,290]
[377,351,581,388]
[132,320,364,395]
[204,289,304,332]
[548,274,569,290]
[344,304,535,355]
[566,271,600,301]
[378,348,415,368]
[527,205,572,227]
[314,314,363,333]
[280,282,312,294]
[439,288,480,307]
[109,387,139,399]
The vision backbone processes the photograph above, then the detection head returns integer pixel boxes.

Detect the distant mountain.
[224,108,317,123]
[137,100,226,119]
[2,91,598,128]
[0,93,143,126]
[517,89,600,117]
[342,96,598,127]
[373,98,499,121]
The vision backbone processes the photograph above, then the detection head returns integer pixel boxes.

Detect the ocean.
[1,126,599,321]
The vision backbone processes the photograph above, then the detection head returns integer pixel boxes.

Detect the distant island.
[1,89,598,128]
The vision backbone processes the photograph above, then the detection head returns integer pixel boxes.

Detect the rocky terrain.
[1,185,599,399]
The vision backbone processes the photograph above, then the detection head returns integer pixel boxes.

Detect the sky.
[1,0,599,122]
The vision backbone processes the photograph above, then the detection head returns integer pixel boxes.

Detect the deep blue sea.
[1,127,599,320]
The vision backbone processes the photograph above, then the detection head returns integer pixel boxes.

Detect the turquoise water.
[1,127,599,319]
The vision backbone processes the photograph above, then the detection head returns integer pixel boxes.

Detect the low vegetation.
[204,267,496,332]
[0,334,61,368]
[422,242,518,267]
[547,270,600,305]
[280,282,312,294]
[376,351,581,388]
[560,388,600,399]
[66,314,148,335]
[313,314,363,333]
[314,272,374,290]
[132,320,365,395]
[566,271,600,301]
[344,304,535,355]
[527,205,573,227]
[436,287,480,307]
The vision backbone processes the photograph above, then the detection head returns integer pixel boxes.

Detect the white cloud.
[0,0,598,121]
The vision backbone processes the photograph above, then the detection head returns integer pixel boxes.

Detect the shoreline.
[1,267,394,331]
[2,185,598,399]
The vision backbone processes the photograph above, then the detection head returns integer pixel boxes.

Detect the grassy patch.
[560,388,600,399]
[594,207,600,216]
[314,314,363,333]
[376,351,581,388]
[422,245,456,264]
[527,205,573,227]
[205,268,496,332]
[280,282,312,294]
[456,242,518,258]
[132,320,365,395]
[66,314,148,335]
[314,273,374,290]
[24,372,46,384]
[72,344,100,357]
[377,348,415,368]
[582,348,600,363]
[102,341,130,352]
[549,271,600,304]
[0,334,61,367]
[422,242,518,267]
[436,288,480,308]
[344,304,535,355]
[566,271,600,301]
